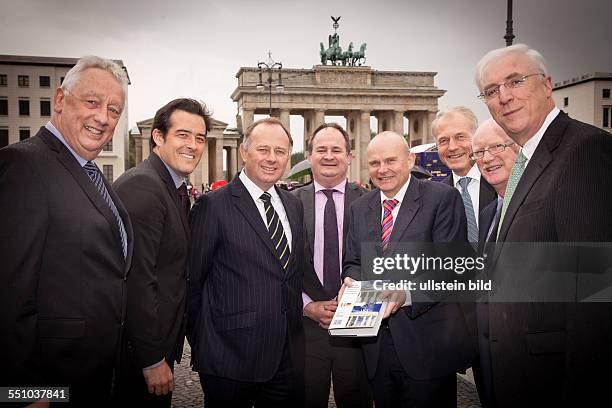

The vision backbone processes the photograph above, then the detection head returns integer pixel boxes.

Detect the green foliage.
[291,151,305,167]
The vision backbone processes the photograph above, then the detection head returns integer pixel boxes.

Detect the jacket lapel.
[41,130,127,263]
[302,183,316,256]
[343,182,360,243]
[278,186,300,276]
[367,191,384,256]
[148,152,190,238]
[497,113,567,241]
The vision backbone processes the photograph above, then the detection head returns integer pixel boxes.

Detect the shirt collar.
[313,178,347,194]
[452,164,481,187]
[379,174,411,205]
[521,107,560,161]
[45,121,88,167]
[239,169,281,204]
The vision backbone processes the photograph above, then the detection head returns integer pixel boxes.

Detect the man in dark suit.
[0,56,132,404]
[433,107,496,243]
[468,118,519,407]
[474,43,612,407]
[292,123,371,408]
[187,117,305,407]
[113,98,211,406]
[342,131,473,408]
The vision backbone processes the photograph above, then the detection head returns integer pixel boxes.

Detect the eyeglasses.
[470,141,516,160]
[64,89,123,120]
[477,73,544,101]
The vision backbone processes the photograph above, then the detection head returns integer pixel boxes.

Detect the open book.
[328,280,388,337]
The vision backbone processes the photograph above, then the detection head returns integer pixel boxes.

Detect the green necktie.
[497,150,528,240]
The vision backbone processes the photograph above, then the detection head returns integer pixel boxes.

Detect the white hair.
[61,55,128,96]
[431,106,478,137]
[474,44,549,90]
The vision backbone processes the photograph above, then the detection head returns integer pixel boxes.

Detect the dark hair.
[307,122,351,154]
[150,98,212,147]
[243,117,293,149]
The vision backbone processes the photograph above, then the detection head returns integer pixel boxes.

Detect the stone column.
[229,145,238,179]
[425,111,437,144]
[346,110,361,182]
[303,110,315,151]
[359,110,371,184]
[215,137,224,181]
[393,110,404,135]
[314,109,325,129]
[241,109,254,133]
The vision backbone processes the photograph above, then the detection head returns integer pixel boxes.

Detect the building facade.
[552,72,612,132]
[0,55,131,181]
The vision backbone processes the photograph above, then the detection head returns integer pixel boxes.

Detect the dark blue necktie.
[84,161,127,258]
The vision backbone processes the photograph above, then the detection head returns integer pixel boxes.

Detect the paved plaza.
[171,343,482,407]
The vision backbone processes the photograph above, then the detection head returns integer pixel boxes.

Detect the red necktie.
[381,199,399,253]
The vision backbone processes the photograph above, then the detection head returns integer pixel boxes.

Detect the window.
[19,128,30,141]
[0,98,7,115]
[102,140,113,151]
[39,76,50,87]
[18,75,29,87]
[604,107,611,128]
[0,128,8,148]
[0,74,7,86]
[102,165,114,181]
[604,89,611,99]
[19,99,30,116]
[563,97,569,107]
[40,100,51,116]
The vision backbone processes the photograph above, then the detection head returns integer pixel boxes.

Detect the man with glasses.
[432,107,496,246]
[474,44,612,406]
[0,56,132,404]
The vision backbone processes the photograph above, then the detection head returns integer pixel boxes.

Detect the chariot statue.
[319,16,367,66]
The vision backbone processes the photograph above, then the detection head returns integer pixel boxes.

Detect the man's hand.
[304,300,338,329]
[337,277,355,301]
[143,360,174,396]
[381,290,407,319]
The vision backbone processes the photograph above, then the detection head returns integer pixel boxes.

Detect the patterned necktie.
[322,189,341,298]
[381,199,399,253]
[260,192,290,270]
[84,161,127,258]
[457,177,479,244]
[177,182,190,218]
[497,150,528,239]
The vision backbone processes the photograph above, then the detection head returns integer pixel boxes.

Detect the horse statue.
[351,43,367,65]
[341,42,354,66]
[320,40,344,65]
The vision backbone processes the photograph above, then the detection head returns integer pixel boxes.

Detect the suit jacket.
[442,172,496,230]
[0,127,133,399]
[477,197,500,256]
[292,181,367,302]
[342,177,473,381]
[187,173,305,382]
[113,152,189,370]
[485,112,612,407]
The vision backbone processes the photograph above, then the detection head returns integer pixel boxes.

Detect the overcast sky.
[2,0,610,151]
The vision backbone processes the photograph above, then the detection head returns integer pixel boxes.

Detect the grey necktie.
[497,150,528,239]
[458,177,478,243]
[84,161,127,258]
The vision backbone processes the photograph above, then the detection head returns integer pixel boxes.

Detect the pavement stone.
[172,343,481,408]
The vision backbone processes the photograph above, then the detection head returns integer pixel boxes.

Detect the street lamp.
[256,52,284,115]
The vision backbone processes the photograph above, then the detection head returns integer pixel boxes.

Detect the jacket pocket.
[38,318,86,339]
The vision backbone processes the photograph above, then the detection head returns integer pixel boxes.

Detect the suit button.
[123,276,127,281]
[121,320,125,326]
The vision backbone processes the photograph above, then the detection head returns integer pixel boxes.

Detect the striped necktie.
[260,192,290,270]
[497,150,528,239]
[457,177,479,244]
[84,161,127,258]
[381,199,399,253]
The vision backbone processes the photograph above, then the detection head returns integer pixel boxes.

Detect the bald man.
[342,132,472,408]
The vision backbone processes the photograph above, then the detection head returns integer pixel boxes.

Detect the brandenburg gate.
[231,65,444,183]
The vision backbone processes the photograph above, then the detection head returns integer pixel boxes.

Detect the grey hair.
[474,44,549,90]
[61,55,128,96]
[242,117,293,152]
[431,106,478,137]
